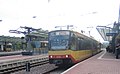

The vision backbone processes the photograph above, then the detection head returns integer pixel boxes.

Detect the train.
[33,41,48,54]
[1,43,13,52]
[22,40,48,55]
[48,30,101,66]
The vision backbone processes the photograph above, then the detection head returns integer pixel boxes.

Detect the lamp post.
[0,19,3,51]
[55,25,74,30]
[55,26,66,30]
[0,20,2,22]
[87,26,93,37]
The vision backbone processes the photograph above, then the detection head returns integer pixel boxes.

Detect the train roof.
[71,31,98,42]
[49,30,70,33]
[49,30,99,42]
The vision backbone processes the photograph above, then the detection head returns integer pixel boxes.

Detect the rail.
[0,55,48,74]
[0,51,21,56]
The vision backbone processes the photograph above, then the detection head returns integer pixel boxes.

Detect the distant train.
[48,30,101,66]
[22,40,48,55]
[33,41,48,54]
[3,43,12,52]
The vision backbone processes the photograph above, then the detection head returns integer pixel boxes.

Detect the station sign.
[106,33,117,36]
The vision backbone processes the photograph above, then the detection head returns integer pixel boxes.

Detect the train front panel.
[48,30,72,65]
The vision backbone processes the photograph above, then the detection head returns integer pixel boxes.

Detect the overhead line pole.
[118,5,120,23]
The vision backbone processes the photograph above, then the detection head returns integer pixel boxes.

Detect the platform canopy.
[96,26,113,41]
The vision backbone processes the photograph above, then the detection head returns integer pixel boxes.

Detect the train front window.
[49,31,70,50]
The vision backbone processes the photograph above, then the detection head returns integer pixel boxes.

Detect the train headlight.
[50,56,53,58]
[66,55,68,58]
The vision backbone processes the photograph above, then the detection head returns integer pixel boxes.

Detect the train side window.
[82,39,86,50]
[87,39,92,50]
[82,38,90,50]
[79,38,85,50]
[70,33,77,50]
[78,38,83,50]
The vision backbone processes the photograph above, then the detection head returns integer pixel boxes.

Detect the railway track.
[0,51,21,57]
[0,55,48,74]
[44,65,73,74]
[14,63,58,74]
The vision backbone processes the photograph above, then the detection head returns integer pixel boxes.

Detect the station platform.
[62,49,120,74]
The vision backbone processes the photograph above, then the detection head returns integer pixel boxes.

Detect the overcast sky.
[0,0,119,42]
